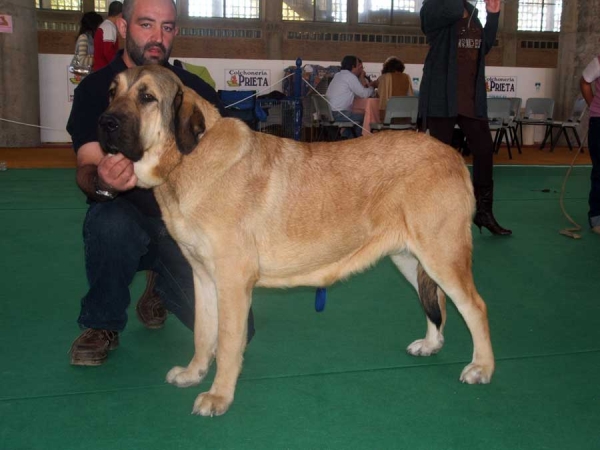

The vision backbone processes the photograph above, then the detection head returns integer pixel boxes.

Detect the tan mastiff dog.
[98,65,494,416]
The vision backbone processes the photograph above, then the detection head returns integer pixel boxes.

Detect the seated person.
[377,56,414,121]
[326,55,376,137]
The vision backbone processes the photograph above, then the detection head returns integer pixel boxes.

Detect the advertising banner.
[0,14,13,33]
[485,76,517,97]
[225,69,271,90]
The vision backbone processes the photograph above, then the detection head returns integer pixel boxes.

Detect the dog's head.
[98,65,214,187]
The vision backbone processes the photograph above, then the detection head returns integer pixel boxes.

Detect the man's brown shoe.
[136,271,167,329]
[69,329,119,366]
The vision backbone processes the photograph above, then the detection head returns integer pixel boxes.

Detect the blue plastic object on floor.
[315,288,327,312]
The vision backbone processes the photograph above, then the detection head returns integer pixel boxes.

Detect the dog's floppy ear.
[173,89,206,155]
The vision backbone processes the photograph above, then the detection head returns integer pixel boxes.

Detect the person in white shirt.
[326,55,377,137]
[581,54,600,234]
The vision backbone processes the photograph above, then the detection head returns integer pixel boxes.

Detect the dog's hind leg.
[411,234,495,385]
[390,252,446,356]
[166,261,218,389]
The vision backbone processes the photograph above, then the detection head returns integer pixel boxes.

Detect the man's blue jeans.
[333,110,364,138]
[77,197,255,339]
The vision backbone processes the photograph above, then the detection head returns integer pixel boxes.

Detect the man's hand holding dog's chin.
[97,153,138,192]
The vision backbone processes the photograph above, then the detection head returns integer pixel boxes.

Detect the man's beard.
[126,38,171,66]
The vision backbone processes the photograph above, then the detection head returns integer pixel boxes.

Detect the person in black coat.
[418,0,511,236]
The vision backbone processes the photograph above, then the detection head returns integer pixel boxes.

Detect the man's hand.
[359,70,370,88]
[485,0,501,13]
[97,153,137,192]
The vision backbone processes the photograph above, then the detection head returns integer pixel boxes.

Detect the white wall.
[39,54,79,143]
[38,54,557,143]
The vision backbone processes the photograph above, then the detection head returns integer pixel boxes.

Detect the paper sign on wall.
[0,14,13,33]
[485,76,517,97]
[366,71,378,81]
[225,69,270,89]
[67,66,85,102]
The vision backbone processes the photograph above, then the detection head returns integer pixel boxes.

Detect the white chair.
[370,96,419,132]
[550,97,588,152]
[487,98,514,159]
[515,98,555,149]
[311,95,356,141]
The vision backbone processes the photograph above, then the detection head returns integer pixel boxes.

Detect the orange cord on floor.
[558,130,589,239]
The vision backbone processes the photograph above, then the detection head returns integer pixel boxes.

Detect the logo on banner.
[67,66,85,102]
[485,76,517,97]
[0,15,13,33]
[226,69,270,88]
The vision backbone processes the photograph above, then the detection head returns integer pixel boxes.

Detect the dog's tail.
[416,263,443,328]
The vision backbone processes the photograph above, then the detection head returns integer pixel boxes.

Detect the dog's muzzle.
[98,112,143,161]
[98,113,122,155]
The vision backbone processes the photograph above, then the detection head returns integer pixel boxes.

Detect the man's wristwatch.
[94,175,118,200]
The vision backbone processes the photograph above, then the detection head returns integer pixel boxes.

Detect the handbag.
[69,34,94,76]
[69,53,93,76]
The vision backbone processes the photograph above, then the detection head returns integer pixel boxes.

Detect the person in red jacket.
[93,1,122,71]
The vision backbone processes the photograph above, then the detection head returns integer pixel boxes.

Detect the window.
[518,0,562,32]
[189,0,259,19]
[358,0,423,24]
[283,0,347,22]
[36,0,81,10]
[35,0,122,10]
[358,0,488,26]
[95,0,130,13]
[94,0,124,13]
[95,0,107,12]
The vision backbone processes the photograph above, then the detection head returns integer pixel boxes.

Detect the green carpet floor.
[1,167,599,450]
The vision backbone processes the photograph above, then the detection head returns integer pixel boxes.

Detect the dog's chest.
[171,216,213,264]
[157,189,213,260]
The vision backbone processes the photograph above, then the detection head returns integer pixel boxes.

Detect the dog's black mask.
[98,111,143,161]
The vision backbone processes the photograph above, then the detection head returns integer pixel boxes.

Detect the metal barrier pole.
[293,57,328,312]
[293,57,303,142]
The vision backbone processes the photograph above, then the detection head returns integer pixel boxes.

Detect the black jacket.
[418,0,499,124]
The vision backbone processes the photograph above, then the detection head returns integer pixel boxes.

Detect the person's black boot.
[473,183,512,236]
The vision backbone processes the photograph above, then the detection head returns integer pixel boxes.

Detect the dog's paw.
[165,366,204,388]
[192,392,232,417]
[459,363,493,384]
[406,337,444,356]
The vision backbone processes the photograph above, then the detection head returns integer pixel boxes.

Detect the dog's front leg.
[192,267,254,417]
[166,263,217,388]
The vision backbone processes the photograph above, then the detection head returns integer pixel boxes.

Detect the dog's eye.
[140,92,157,104]
[108,88,115,102]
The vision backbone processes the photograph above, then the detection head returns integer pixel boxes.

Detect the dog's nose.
[99,113,120,133]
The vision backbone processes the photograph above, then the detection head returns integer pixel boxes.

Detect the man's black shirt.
[67,50,224,216]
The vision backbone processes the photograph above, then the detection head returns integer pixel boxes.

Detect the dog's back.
[166,123,474,288]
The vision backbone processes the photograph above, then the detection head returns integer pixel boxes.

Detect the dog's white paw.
[165,366,204,388]
[406,337,444,356]
[459,363,493,384]
[192,392,232,417]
